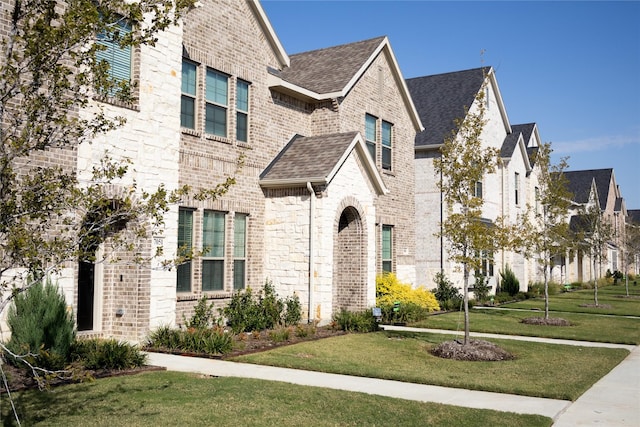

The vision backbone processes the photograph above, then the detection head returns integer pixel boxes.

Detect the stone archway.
[333,205,367,313]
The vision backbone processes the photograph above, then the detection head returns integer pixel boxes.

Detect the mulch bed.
[521,317,572,326]
[430,339,515,361]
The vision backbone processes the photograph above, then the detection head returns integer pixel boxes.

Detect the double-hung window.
[381,121,392,171]
[236,80,249,142]
[480,250,494,277]
[233,214,247,289]
[365,114,377,161]
[205,69,228,137]
[382,225,393,273]
[96,17,132,95]
[202,211,225,291]
[177,209,193,292]
[514,172,520,205]
[474,181,483,199]
[181,60,197,129]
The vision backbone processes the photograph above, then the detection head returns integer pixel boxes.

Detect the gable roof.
[260,132,388,194]
[628,209,640,225]
[247,0,290,68]
[407,67,510,149]
[267,36,422,131]
[564,169,614,209]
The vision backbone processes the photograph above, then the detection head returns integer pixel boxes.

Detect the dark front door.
[77,260,95,331]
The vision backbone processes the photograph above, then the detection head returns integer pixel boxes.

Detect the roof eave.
[415,143,443,152]
[267,73,343,101]
[260,177,328,189]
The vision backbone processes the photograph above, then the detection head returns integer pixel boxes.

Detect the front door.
[77,260,95,331]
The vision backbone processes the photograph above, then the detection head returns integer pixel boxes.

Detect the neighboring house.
[627,210,640,275]
[564,169,628,283]
[41,0,423,341]
[408,67,539,293]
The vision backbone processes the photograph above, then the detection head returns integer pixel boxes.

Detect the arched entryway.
[333,205,367,312]
[77,198,130,331]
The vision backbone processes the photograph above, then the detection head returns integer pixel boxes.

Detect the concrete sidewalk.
[146,352,570,419]
[146,328,640,425]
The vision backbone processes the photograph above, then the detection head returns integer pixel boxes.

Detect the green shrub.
[268,327,291,343]
[471,272,490,303]
[184,295,218,330]
[71,338,146,370]
[146,326,232,355]
[379,302,431,324]
[499,265,520,296]
[332,309,378,332]
[221,280,298,333]
[283,293,302,326]
[433,272,462,310]
[6,277,76,370]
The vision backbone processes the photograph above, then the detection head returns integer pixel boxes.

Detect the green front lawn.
[506,284,640,317]
[233,331,628,401]
[412,309,640,344]
[1,371,551,427]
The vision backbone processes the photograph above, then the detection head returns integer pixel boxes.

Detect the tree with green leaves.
[623,220,640,296]
[573,202,614,306]
[522,142,572,319]
[434,85,519,345]
[0,0,237,396]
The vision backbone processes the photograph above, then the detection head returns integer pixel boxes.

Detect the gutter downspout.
[306,182,316,324]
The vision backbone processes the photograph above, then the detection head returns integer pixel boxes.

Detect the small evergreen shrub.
[71,338,146,370]
[184,295,218,330]
[6,277,76,370]
[221,280,297,333]
[471,272,490,303]
[332,309,378,332]
[283,294,302,326]
[499,265,520,296]
[432,272,462,311]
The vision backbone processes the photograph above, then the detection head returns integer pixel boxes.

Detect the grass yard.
[411,309,640,344]
[505,284,640,317]
[233,331,628,401]
[0,371,551,427]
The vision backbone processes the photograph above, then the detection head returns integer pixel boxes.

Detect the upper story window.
[96,17,132,96]
[236,80,249,142]
[205,69,228,137]
[514,172,520,205]
[474,181,483,199]
[181,60,197,129]
[177,208,194,293]
[365,114,377,161]
[381,120,392,171]
[535,186,540,214]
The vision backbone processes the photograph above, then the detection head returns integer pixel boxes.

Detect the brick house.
[408,67,541,292]
[34,0,422,341]
[564,169,628,283]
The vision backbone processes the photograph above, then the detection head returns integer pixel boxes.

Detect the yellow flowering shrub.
[376,273,440,312]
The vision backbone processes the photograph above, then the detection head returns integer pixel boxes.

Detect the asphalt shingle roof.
[564,169,613,208]
[628,209,640,225]
[406,67,488,147]
[260,132,360,182]
[500,132,520,158]
[278,37,386,95]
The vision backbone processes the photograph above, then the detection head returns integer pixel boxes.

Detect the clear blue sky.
[261,0,640,208]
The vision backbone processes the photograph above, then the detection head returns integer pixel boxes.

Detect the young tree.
[523,143,572,319]
[573,203,614,306]
[623,220,640,296]
[0,0,237,392]
[434,85,517,345]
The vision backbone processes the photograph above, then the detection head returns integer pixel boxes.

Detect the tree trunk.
[544,266,550,319]
[463,262,470,345]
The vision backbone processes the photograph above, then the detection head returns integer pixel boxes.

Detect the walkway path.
[146,327,640,426]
